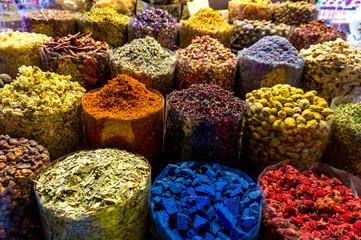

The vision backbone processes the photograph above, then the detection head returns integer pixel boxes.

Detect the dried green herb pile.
[0,66,85,159]
[35,148,151,239]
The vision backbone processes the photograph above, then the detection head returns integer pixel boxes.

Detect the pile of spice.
[92,0,136,16]
[300,38,361,103]
[179,7,231,48]
[40,32,110,91]
[235,36,305,99]
[165,84,247,166]
[231,20,291,53]
[242,84,334,176]
[82,75,163,168]
[176,36,237,91]
[23,9,79,38]
[0,31,50,78]
[259,164,361,239]
[128,8,178,50]
[0,135,49,240]
[110,36,176,95]
[0,66,85,159]
[272,1,319,26]
[290,20,347,51]
[323,96,361,177]
[35,149,151,239]
[150,162,261,240]
[228,0,273,24]
[77,7,128,47]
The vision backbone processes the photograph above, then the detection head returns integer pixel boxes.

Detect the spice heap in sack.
[40,32,110,91]
[150,162,261,240]
[128,8,178,50]
[290,20,347,51]
[272,1,319,26]
[77,7,128,47]
[0,66,85,159]
[0,31,50,79]
[301,38,361,103]
[165,84,247,166]
[259,163,361,240]
[35,149,151,239]
[0,134,49,240]
[228,0,273,24]
[23,9,79,38]
[111,36,176,95]
[235,36,305,99]
[242,84,334,176]
[179,7,231,48]
[176,36,237,91]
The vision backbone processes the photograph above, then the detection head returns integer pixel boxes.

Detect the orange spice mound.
[82,74,163,120]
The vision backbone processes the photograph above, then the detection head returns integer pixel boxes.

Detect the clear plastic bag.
[228,0,273,24]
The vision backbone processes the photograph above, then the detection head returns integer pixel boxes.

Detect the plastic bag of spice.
[235,36,305,99]
[165,84,247,167]
[150,161,262,240]
[0,135,50,240]
[241,84,334,178]
[228,0,273,24]
[34,148,151,240]
[136,0,182,21]
[258,161,361,240]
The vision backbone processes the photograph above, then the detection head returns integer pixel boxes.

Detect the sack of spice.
[128,8,178,50]
[228,0,273,24]
[235,36,305,99]
[136,0,182,21]
[176,36,237,91]
[40,32,111,91]
[258,161,361,240]
[300,38,361,104]
[110,36,176,95]
[150,161,262,240]
[77,7,128,47]
[165,84,247,166]
[231,20,291,54]
[0,66,85,160]
[322,95,361,178]
[0,134,50,240]
[241,84,334,177]
[290,20,347,51]
[34,148,151,240]
[179,7,231,48]
[22,9,79,38]
[272,1,319,26]
[0,31,50,79]
[82,75,164,172]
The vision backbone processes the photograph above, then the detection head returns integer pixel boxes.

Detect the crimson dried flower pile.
[259,164,361,239]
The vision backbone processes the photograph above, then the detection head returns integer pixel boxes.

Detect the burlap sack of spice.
[258,161,361,240]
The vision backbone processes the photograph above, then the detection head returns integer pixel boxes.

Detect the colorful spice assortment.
[228,0,273,24]
[0,66,85,159]
[0,135,49,240]
[150,162,261,240]
[272,1,319,26]
[259,163,361,240]
[301,38,361,103]
[128,8,178,50]
[35,149,151,239]
[82,75,164,168]
[290,20,347,51]
[242,84,334,176]
[176,36,237,91]
[0,31,50,78]
[179,8,231,48]
[235,36,305,99]
[77,7,128,47]
[231,20,291,53]
[110,36,176,95]
[165,84,247,166]
[40,32,110,91]
[23,9,78,38]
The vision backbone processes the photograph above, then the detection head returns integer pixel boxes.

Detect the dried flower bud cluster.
[177,36,237,91]
[228,0,273,24]
[272,1,319,26]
